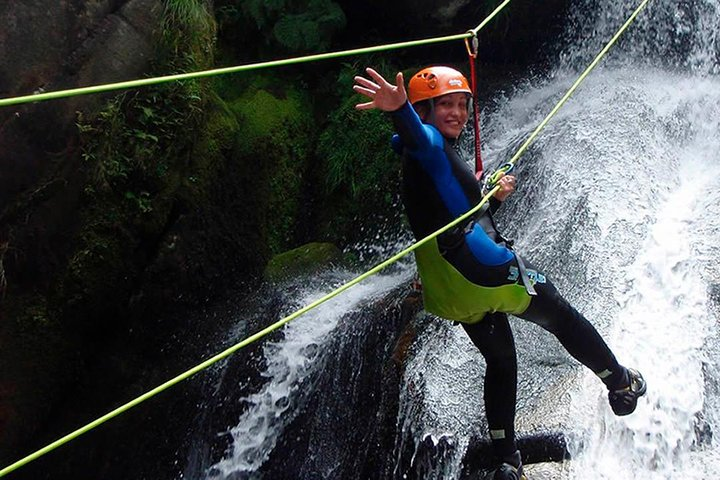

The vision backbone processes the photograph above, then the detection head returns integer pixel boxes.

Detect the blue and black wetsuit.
[390,101,627,458]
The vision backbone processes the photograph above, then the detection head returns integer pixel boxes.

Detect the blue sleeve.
[389,102,446,176]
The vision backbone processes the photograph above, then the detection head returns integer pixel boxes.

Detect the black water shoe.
[490,450,527,480]
[608,368,647,416]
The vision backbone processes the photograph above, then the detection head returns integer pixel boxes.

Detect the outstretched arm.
[353,67,438,162]
[353,68,407,112]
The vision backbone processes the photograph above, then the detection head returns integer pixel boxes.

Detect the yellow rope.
[486,0,651,189]
[0,2,513,476]
[0,0,653,476]
[0,1,513,108]
[504,0,651,169]
[0,34,469,107]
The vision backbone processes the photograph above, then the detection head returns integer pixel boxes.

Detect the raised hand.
[353,68,407,112]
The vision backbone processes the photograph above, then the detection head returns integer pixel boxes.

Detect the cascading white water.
[559,1,720,478]
[204,265,413,479]
[399,1,720,478]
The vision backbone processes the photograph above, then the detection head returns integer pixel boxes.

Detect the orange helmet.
[408,66,472,105]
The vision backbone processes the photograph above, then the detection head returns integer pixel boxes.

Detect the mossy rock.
[179,89,240,204]
[229,83,315,254]
[264,242,341,283]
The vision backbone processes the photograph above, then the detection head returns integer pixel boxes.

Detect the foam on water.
[206,267,412,479]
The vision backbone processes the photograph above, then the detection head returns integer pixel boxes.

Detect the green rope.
[0,35,468,107]
[485,0,651,190]
[0,0,652,476]
[504,0,651,169]
[0,186,500,479]
[0,1,515,108]
[0,1,511,109]
[0,3,514,476]
[471,0,512,35]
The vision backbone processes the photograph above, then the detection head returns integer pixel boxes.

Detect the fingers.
[356,100,379,110]
[353,67,407,111]
[352,75,380,110]
[353,75,380,90]
[353,85,375,98]
[365,67,390,87]
[396,71,407,96]
[497,174,516,185]
[499,175,516,194]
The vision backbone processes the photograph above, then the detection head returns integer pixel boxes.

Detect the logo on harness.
[507,266,546,285]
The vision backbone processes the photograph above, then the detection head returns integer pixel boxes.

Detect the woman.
[353,66,646,479]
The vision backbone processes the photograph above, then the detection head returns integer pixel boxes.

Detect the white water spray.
[205,267,412,479]
[400,1,720,476]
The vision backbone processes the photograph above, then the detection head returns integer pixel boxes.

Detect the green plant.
[216,0,345,53]
[161,0,217,65]
[125,191,153,213]
[318,62,399,199]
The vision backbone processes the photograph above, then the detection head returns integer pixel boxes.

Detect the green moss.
[180,90,240,204]
[229,84,314,254]
[264,242,341,283]
[313,70,401,244]
[60,225,130,316]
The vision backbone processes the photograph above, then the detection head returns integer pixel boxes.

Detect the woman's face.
[432,92,469,139]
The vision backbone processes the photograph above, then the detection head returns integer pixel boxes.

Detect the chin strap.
[465,32,483,180]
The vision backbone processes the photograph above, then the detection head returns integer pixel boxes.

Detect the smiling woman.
[405,66,472,139]
[353,65,647,480]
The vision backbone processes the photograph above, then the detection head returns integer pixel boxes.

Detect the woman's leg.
[515,266,627,389]
[462,313,518,458]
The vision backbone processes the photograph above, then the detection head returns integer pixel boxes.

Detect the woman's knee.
[485,351,517,374]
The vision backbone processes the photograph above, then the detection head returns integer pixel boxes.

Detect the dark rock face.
[0,0,161,463]
[0,0,162,207]
[338,0,572,67]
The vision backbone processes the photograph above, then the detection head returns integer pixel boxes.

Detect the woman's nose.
[451,105,466,117]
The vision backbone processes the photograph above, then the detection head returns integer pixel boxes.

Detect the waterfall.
[400,1,720,478]
[184,263,415,480]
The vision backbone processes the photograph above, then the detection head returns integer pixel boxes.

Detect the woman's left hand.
[493,174,516,202]
[353,68,407,112]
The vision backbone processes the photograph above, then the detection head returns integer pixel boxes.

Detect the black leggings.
[461,273,622,458]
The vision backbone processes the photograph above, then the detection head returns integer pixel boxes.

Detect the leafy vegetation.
[63,0,219,334]
[161,0,217,68]
[229,82,315,254]
[215,0,346,53]
[318,61,400,199]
